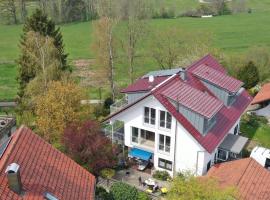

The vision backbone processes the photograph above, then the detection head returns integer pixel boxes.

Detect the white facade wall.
[110,95,177,176]
[110,95,243,176]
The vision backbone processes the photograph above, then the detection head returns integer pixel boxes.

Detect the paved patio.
[113,168,170,191]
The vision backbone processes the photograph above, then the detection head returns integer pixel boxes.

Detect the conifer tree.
[17,9,69,99]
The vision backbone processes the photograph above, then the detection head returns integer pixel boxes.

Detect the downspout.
[173,97,180,177]
[173,120,178,177]
[196,150,206,176]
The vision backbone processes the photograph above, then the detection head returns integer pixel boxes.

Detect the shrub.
[104,97,114,110]
[237,61,260,89]
[110,182,138,200]
[153,170,171,181]
[100,168,115,179]
[137,191,150,200]
[95,186,113,200]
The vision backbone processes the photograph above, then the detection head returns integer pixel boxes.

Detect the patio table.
[145,179,155,186]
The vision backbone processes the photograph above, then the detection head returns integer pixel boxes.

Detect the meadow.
[1,0,270,100]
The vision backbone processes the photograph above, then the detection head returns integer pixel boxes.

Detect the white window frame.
[159,110,172,130]
[158,158,172,171]
[144,107,156,126]
[158,134,171,153]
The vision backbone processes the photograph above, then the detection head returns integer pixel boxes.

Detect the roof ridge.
[0,126,24,172]
[151,74,178,93]
[236,158,253,186]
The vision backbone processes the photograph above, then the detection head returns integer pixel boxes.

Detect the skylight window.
[0,137,11,158]
[44,192,59,200]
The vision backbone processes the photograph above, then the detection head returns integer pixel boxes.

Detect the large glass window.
[132,127,139,143]
[159,134,171,153]
[158,158,172,171]
[159,111,172,129]
[144,107,156,125]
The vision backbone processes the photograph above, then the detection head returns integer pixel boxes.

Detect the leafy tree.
[35,81,85,143]
[237,61,259,89]
[110,182,138,200]
[63,120,118,175]
[18,9,69,98]
[167,174,237,200]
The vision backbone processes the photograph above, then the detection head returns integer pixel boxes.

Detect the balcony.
[110,96,128,114]
[103,121,125,145]
[132,128,155,150]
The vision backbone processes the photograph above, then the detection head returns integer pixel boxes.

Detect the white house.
[104,55,252,176]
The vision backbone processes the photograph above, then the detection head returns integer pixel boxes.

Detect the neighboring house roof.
[142,68,183,78]
[0,126,95,200]
[105,55,252,153]
[252,82,270,105]
[161,77,223,118]
[121,76,168,93]
[207,158,270,200]
[190,64,243,93]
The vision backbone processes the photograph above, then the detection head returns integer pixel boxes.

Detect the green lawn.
[0,63,18,100]
[241,115,270,148]
[1,1,270,99]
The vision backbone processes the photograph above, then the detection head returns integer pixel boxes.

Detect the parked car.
[138,160,149,171]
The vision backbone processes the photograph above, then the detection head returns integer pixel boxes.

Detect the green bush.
[137,191,150,200]
[110,182,138,200]
[153,170,171,181]
[100,168,115,179]
[95,186,113,200]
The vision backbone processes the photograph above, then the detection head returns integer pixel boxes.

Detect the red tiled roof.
[105,55,252,153]
[161,77,223,118]
[191,64,243,93]
[252,82,270,104]
[207,158,270,200]
[121,76,168,93]
[0,126,95,200]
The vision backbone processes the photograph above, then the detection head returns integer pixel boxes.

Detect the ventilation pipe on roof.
[179,68,186,80]
[5,163,23,195]
[148,75,154,83]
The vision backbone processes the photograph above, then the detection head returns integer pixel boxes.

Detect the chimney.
[5,163,23,195]
[179,68,186,80]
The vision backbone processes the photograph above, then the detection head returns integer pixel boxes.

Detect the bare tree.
[0,0,17,24]
[92,0,122,100]
[92,17,118,100]
[121,0,149,83]
[151,28,185,69]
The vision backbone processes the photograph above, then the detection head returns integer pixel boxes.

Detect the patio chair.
[145,188,153,193]
[160,187,168,194]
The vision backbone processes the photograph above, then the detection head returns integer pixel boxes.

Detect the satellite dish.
[149,75,154,83]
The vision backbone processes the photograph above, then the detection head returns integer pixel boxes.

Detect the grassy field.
[241,115,270,149]
[0,63,17,100]
[1,1,270,100]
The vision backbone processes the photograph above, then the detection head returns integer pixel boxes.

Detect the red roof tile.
[252,82,270,104]
[0,126,95,200]
[121,76,168,93]
[191,64,243,93]
[207,158,270,200]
